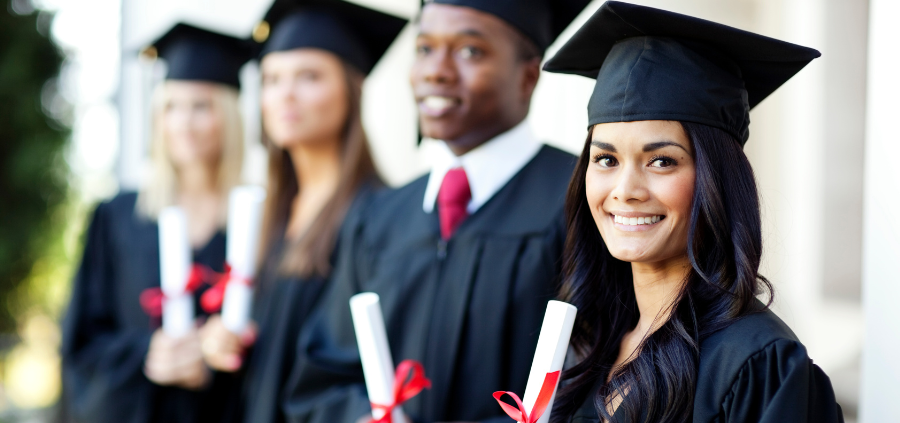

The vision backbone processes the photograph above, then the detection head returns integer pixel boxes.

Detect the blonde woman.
[62,24,252,423]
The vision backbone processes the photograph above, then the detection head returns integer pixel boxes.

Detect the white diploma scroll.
[222,185,267,333]
[350,293,404,423]
[158,207,194,338]
[521,300,578,423]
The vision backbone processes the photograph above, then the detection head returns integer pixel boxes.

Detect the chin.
[605,243,655,264]
[268,131,305,148]
[420,119,465,142]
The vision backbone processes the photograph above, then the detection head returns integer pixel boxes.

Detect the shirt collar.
[423,120,543,213]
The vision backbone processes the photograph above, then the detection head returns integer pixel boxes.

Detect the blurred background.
[1,0,897,422]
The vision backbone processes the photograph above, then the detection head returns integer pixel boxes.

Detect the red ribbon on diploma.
[139,263,251,317]
[197,263,252,313]
[493,370,561,423]
[139,264,208,317]
[370,360,432,423]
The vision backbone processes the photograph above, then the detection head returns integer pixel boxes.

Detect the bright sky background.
[33,0,122,200]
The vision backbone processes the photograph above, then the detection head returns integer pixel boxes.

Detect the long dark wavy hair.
[551,121,773,423]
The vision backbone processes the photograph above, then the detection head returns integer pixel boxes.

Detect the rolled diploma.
[222,185,266,333]
[521,300,578,423]
[350,293,404,422]
[158,207,194,337]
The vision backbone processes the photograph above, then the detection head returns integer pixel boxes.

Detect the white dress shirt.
[422,120,543,214]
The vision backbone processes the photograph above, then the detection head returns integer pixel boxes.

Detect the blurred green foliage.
[0,1,70,333]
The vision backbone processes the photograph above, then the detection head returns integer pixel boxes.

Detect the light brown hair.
[259,61,379,278]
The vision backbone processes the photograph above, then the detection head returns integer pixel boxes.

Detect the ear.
[519,57,541,103]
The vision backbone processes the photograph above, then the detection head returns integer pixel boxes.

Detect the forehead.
[591,121,690,148]
[418,3,516,40]
[260,48,343,71]
[165,80,219,97]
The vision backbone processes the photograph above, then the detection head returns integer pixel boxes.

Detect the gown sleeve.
[719,339,844,423]
[61,199,212,423]
[61,202,157,423]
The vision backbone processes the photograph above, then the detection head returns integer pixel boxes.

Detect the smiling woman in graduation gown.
[61,24,252,423]
[540,2,843,422]
[193,3,406,423]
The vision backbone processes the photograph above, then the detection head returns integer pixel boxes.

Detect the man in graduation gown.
[282,1,591,422]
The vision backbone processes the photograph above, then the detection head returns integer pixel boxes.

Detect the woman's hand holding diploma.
[144,328,210,390]
[199,314,257,372]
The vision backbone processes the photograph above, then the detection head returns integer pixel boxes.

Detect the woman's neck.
[177,161,218,197]
[285,138,342,239]
[175,161,222,248]
[288,139,342,190]
[630,256,692,334]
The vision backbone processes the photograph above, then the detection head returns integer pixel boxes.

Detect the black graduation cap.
[147,23,254,89]
[542,1,821,144]
[425,0,591,51]
[255,0,407,75]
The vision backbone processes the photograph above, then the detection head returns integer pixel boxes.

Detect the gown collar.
[422,120,543,214]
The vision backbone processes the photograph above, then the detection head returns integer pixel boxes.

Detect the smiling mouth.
[419,95,460,117]
[612,214,665,226]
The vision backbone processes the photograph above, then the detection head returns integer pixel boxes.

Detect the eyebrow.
[643,141,690,154]
[417,28,488,39]
[590,140,617,152]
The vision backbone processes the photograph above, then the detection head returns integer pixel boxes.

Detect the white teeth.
[613,214,663,226]
[423,96,456,110]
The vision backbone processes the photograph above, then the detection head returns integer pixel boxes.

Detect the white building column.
[859,0,900,421]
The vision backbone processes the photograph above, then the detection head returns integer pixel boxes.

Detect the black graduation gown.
[283,145,576,423]
[238,266,327,423]
[61,192,241,423]
[238,182,382,423]
[567,306,844,423]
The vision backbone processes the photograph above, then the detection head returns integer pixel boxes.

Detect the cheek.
[584,169,610,219]
[308,83,347,128]
[659,172,694,218]
[409,61,423,86]
[260,88,277,115]
[461,64,501,105]
[652,169,695,244]
[198,115,223,150]
[162,110,183,135]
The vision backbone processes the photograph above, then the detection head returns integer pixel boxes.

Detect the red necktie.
[438,167,471,239]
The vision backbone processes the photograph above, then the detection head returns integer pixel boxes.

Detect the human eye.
[458,45,483,60]
[415,42,433,57]
[298,69,320,81]
[591,154,618,168]
[648,155,677,168]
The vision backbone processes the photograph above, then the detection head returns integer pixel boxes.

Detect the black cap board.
[256,0,407,75]
[543,1,821,144]
[425,0,591,51]
[148,23,254,89]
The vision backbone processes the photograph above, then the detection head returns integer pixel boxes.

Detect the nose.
[610,163,650,203]
[263,77,295,110]
[416,47,458,85]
